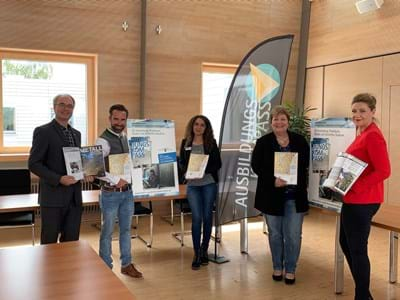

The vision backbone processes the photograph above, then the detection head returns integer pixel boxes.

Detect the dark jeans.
[187,183,217,254]
[340,203,380,300]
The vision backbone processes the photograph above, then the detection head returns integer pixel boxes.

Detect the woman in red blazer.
[340,93,391,300]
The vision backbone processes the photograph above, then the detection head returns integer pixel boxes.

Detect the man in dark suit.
[29,94,82,244]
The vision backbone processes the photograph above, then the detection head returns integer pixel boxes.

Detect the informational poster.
[126,119,179,198]
[309,118,355,212]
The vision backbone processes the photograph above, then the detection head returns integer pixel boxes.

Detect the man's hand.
[274,177,287,188]
[60,175,78,186]
[84,175,95,183]
[115,178,128,188]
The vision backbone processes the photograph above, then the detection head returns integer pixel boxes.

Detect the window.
[0,49,96,156]
[202,63,236,140]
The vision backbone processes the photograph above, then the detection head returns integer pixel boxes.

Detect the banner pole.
[240,218,248,253]
[209,188,229,264]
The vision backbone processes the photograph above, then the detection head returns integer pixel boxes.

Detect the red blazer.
[344,122,391,204]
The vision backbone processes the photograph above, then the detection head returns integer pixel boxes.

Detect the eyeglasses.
[56,103,74,109]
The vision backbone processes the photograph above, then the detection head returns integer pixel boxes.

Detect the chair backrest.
[0,169,31,196]
[134,202,152,215]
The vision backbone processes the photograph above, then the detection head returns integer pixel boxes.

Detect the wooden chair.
[0,169,35,245]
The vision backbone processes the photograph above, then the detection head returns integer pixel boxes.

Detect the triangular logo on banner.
[250,63,280,102]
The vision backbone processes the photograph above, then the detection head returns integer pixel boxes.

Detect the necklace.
[276,136,289,147]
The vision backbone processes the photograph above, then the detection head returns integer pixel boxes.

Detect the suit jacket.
[251,131,310,215]
[29,119,82,207]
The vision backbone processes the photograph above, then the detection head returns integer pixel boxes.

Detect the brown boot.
[121,264,143,278]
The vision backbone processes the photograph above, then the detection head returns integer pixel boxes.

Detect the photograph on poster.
[142,164,160,189]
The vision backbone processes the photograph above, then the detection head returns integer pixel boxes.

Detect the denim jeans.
[187,183,217,254]
[265,200,304,274]
[340,203,380,300]
[99,190,134,269]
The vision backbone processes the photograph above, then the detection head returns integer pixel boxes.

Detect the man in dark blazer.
[29,94,83,244]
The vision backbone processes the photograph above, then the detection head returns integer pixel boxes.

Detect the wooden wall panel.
[386,86,400,206]
[304,67,323,119]
[382,54,400,205]
[1,1,302,153]
[0,0,141,137]
[382,54,400,136]
[323,58,383,119]
[145,1,302,146]
[308,0,400,67]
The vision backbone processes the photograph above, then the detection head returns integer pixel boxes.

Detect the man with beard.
[95,104,143,278]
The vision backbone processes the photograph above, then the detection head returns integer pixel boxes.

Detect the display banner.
[126,119,179,198]
[217,35,294,225]
[309,118,355,212]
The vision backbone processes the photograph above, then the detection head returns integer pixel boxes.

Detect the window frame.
[201,62,237,139]
[0,48,97,161]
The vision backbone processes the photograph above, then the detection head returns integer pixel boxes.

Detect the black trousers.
[40,200,83,245]
[340,203,380,300]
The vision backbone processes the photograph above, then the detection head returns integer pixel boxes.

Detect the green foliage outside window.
[2,60,53,79]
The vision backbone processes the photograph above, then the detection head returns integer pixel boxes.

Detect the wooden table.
[372,204,400,283]
[82,184,187,205]
[0,185,187,247]
[0,193,38,213]
[0,184,187,212]
[0,240,135,300]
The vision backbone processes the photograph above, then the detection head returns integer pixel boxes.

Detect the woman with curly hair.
[179,115,222,270]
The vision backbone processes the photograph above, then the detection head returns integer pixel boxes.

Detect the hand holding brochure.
[185,154,209,179]
[63,147,84,180]
[322,152,368,195]
[274,152,298,185]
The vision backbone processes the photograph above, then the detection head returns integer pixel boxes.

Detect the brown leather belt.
[101,184,132,192]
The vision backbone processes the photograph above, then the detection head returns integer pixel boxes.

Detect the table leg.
[389,231,398,283]
[334,215,344,294]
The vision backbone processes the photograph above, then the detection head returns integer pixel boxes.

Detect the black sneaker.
[284,273,296,284]
[272,270,283,281]
[200,249,209,265]
[272,274,283,281]
[192,255,201,270]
